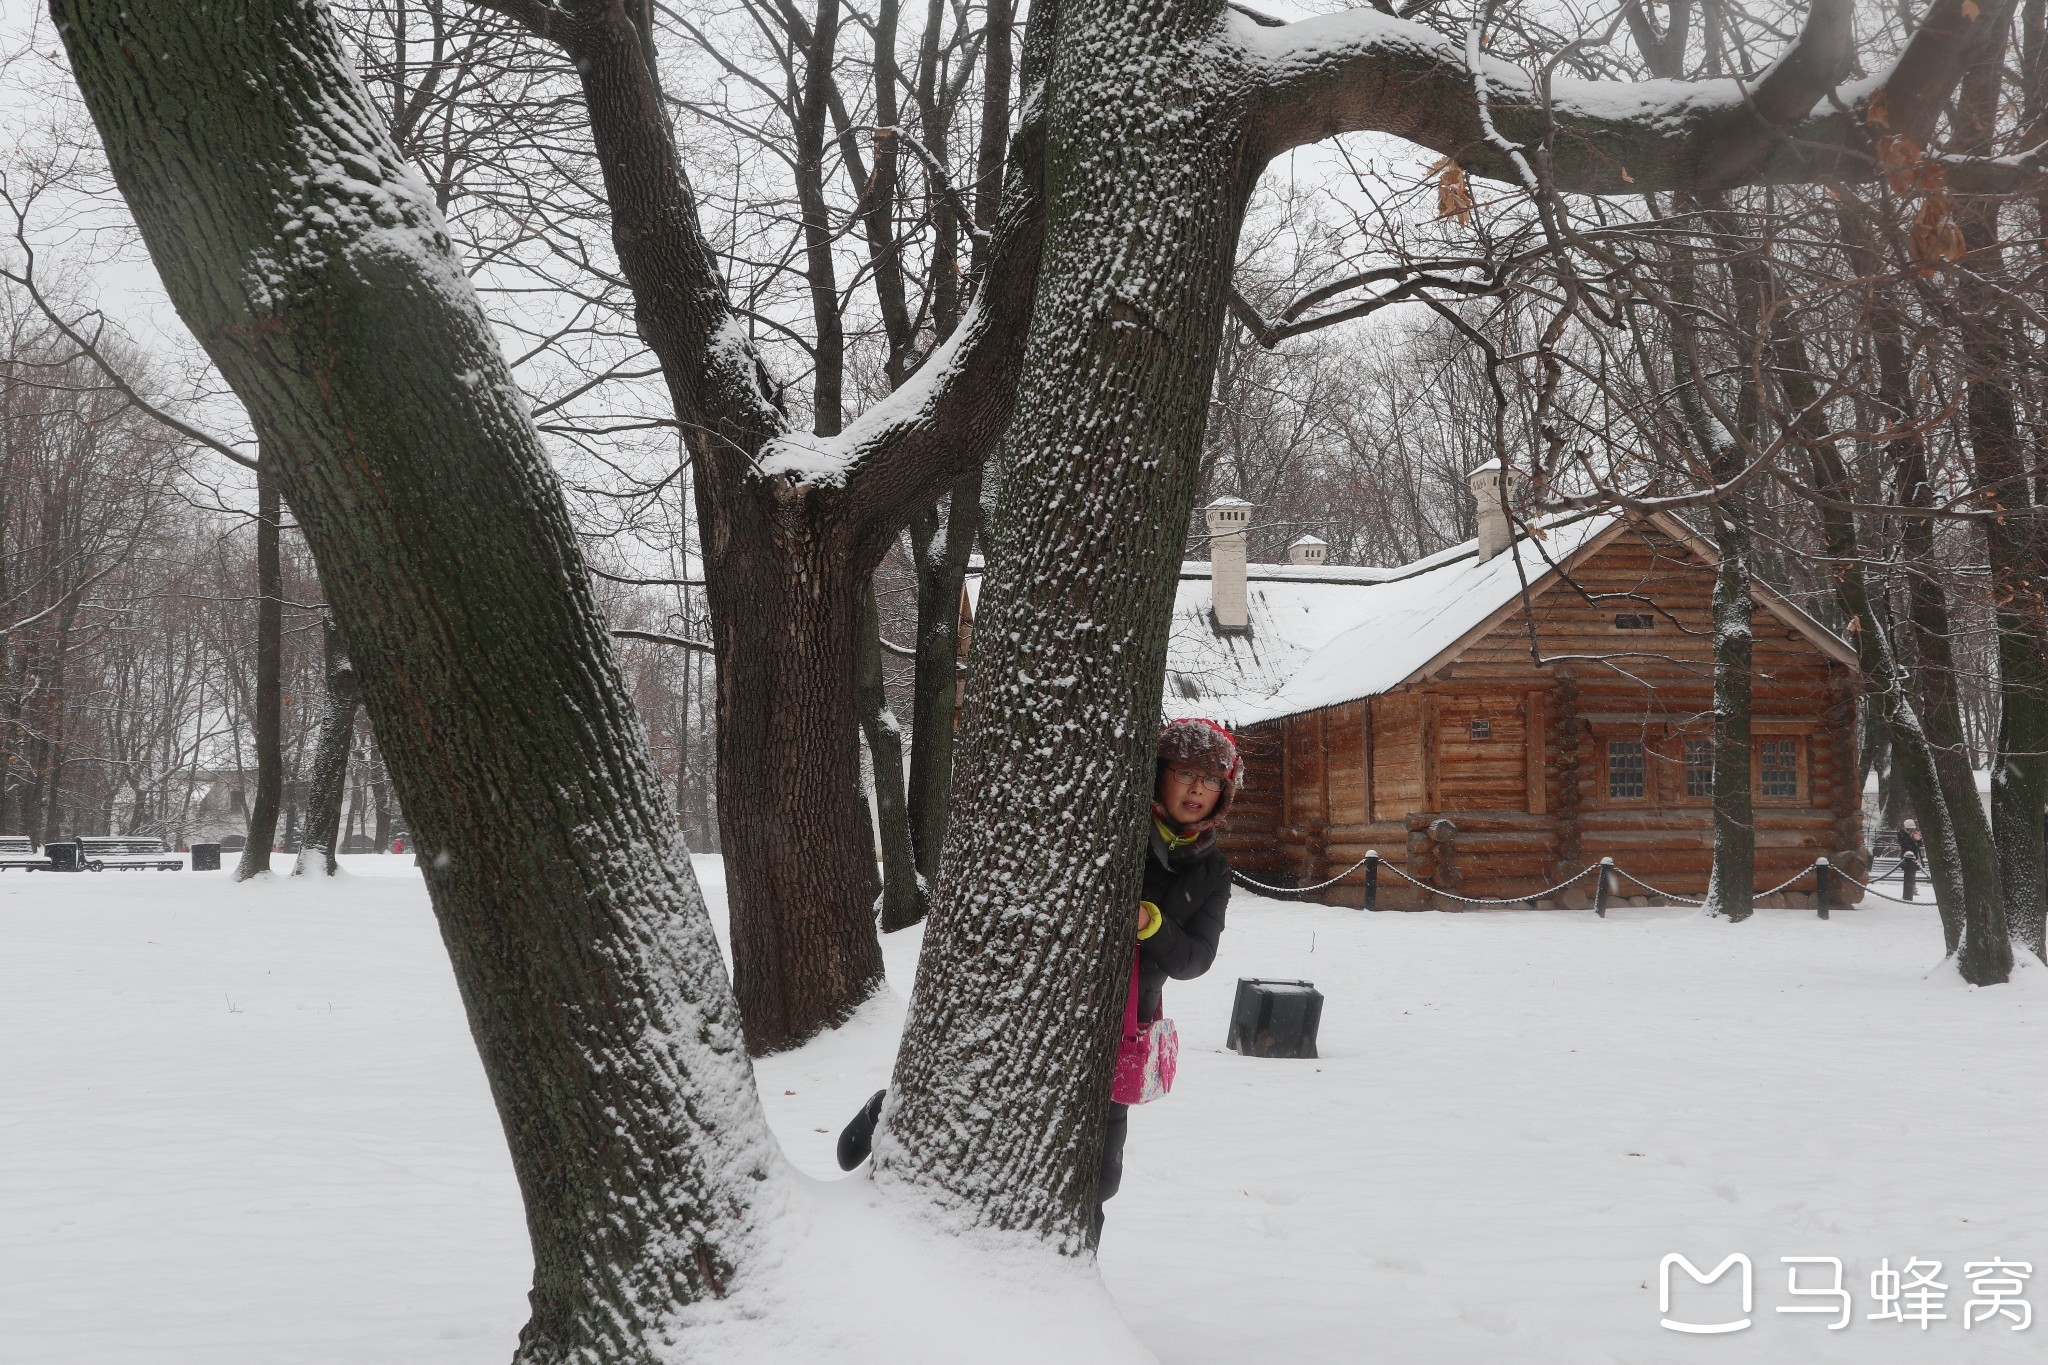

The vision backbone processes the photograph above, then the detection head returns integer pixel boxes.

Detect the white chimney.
[1287,534,1328,567]
[1204,497,1252,634]
[1467,460,1524,563]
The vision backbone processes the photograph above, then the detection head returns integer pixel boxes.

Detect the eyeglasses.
[1168,767,1224,793]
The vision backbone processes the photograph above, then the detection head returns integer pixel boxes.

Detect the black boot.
[836,1088,887,1171]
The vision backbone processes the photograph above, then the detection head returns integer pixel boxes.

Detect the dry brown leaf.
[1909,193,1966,270]
[1434,158,1475,225]
[1866,89,1893,130]
[1876,133,1924,194]
[1962,0,1981,19]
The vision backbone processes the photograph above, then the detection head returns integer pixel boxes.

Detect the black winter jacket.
[1135,823,1230,1022]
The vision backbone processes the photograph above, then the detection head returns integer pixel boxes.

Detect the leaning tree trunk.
[875,0,1263,1249]
[55,3,780,1355]
[295,616,360,876]
[234,460,283,880]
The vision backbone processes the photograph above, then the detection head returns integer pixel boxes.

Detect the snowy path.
[3,857,2042,1363]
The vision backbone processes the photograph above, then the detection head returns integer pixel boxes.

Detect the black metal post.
[1363,850,1379,912]
[1594,857,1612,917]
[1814,857,1831,920]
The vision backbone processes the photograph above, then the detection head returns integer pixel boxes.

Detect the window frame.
[1752,733,1807,804]
[1605,737,1650,803]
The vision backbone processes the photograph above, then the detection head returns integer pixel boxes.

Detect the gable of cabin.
[1226,518,1863,911]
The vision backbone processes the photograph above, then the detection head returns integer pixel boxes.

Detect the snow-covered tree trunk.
[295,616,360,877]
[53,1,779,1353]
[875,0,1261,1247]
[233,462,282,881]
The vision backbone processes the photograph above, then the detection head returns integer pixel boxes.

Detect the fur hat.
[1155,717,1243,828]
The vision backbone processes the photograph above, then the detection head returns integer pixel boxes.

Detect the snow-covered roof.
[963,509,1852,730]
[1164,513,1617,725]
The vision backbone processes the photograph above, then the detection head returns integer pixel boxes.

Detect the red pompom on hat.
[1155,717,1243,826]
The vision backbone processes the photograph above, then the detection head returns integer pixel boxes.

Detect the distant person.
[1898,818,1925,899]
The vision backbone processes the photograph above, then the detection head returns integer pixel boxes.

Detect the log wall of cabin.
[1217,722,1284,878]
[1238,524,1862,910]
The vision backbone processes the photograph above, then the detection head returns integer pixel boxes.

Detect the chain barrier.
[1229,853,1381,897]
[1231,855,1599,907]
[1377,858,1601,907]
[1236,852,1873,912]
[1829,866,1927,907]
[1607,866,1706,906]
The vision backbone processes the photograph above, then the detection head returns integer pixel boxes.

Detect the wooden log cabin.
[1154,468,1864,910]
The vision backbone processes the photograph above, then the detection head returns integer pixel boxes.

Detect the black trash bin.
[46,841,80,872]
[190,842,221,872]
[1227,978,1324,1059]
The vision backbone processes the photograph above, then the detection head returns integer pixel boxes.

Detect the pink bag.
[1112,950,1178,1105]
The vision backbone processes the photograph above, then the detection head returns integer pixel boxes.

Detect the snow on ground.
[3,856,2043,1363]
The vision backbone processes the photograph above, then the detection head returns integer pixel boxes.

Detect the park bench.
[75,836,183,871]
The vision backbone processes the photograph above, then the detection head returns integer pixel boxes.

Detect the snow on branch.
[1234,0,1972,196]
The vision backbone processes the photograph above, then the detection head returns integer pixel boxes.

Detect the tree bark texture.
[53,2,779,1353]
[875,0,1262,1249]
[296,616,361,876]
[234,462,283,880]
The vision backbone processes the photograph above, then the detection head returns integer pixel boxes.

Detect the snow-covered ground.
[3,856,2042,1363]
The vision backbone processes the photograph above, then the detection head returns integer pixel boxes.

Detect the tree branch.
[610,627,715,653]
[1238,0,2005,195]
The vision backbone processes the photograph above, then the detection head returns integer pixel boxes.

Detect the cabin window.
[1607,740,1646,799]
[1469,718,1492,740]
[1758,738,1801,799]
[1613,613,1655,631]
[1684,740,1714,798]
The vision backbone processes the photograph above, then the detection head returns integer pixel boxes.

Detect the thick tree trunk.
[705,530,887,1052]
[234,462,283,880]
[861,585,927,931]
[1702,515,1756,920]
[295,617,360,876]
[875,0,1259,1249]
[55,3,779,1354]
